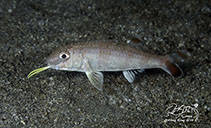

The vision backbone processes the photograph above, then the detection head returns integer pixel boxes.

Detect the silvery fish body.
[45,41,190,91]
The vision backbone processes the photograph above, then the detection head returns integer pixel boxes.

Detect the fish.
[27,40,191,91]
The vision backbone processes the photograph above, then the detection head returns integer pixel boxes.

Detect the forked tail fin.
[162,50,191,77]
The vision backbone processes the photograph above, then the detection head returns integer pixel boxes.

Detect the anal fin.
[123,69,144,83]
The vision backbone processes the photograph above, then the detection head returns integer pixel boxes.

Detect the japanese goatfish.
[27,40,191,91]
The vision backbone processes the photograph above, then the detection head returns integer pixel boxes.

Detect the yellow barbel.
[27,66,50,79]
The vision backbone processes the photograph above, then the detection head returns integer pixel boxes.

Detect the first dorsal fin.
[126,34,142,44]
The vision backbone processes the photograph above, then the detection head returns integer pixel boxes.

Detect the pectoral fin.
[123,69,144,83]
[86,71,104,91]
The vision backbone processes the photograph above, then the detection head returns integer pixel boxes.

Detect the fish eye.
[59,52,69,59]
[61,54,67,59]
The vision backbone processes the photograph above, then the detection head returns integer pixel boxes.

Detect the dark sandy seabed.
[0,0,210,127]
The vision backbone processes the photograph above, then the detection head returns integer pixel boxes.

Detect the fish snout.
[44,56,60,66]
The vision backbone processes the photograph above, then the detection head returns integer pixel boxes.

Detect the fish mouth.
[27,66,51,79]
